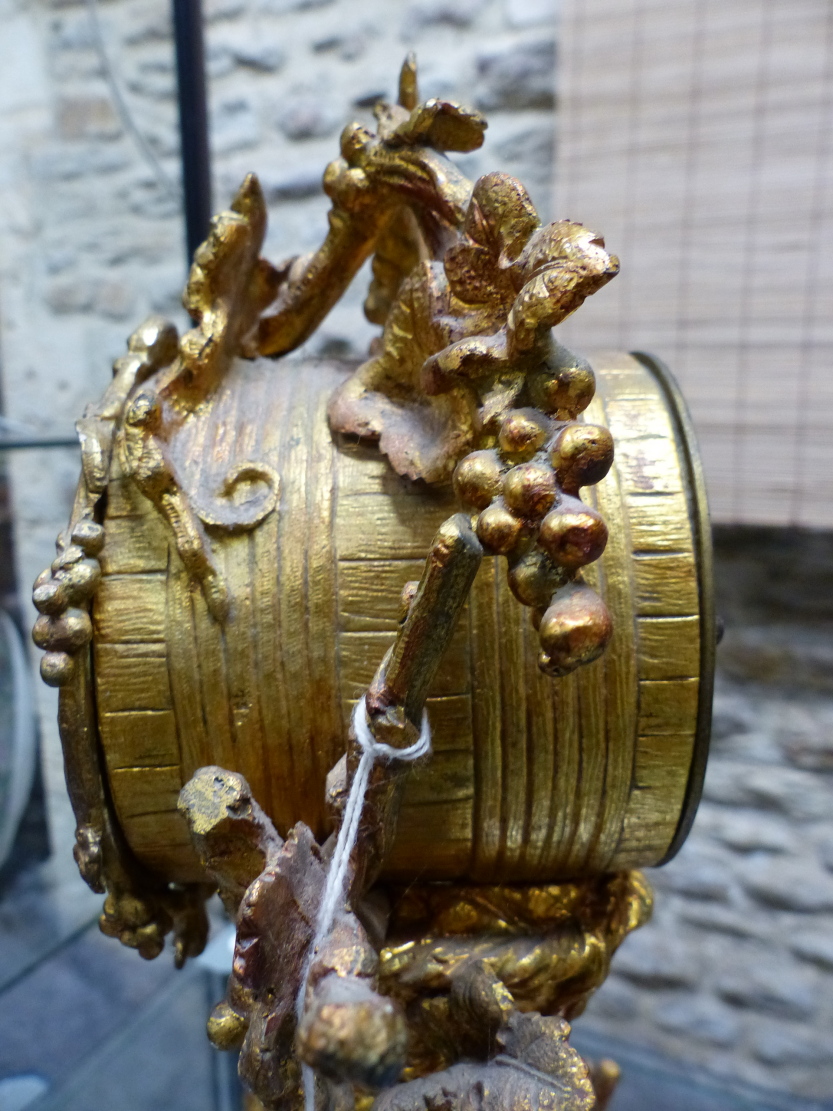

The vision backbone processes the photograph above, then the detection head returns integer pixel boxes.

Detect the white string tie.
[297,696,431,1111]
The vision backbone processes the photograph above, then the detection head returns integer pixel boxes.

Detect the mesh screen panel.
[553,0,833,526]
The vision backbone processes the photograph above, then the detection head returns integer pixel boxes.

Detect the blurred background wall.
[0,0,832,1107]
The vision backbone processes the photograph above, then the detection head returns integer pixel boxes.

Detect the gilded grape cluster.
[454,403,614,677]
[32,520,104,687]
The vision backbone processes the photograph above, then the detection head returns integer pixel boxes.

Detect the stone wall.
[580,527,833,1104]
[0,0,557,853]
[2,0,832,1104]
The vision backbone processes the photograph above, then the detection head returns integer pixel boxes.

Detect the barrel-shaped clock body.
[92,351,713,886]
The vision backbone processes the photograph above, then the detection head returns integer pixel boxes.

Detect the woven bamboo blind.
[553,0,833,526]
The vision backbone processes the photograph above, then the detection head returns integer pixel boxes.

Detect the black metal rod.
[0,438,78,451]
[172,0,212,266]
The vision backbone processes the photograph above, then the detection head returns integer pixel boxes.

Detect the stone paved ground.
[579,529,833,1104]
[574,1030,829,1111]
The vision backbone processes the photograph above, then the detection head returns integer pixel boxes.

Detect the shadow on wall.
[715,526,833,700]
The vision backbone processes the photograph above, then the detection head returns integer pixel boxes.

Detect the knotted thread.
[297,695,432,1111]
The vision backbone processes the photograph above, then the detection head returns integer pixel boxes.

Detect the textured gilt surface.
[589,352,700,869]
[93,352,703,884]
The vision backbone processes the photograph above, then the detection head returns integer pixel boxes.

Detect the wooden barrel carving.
[91,351,713,886]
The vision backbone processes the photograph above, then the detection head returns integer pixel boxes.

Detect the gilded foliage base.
[178,765,648,1111]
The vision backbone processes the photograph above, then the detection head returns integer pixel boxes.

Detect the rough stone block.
[707,687,784,763]
[211,98,261,155]
[88,222,176,267]
[257,161,324,202]
[710,688,759,742]
[123,1,172,45]
[612,932,699,990]
[790,930,833,971]
[121,176,181,220]
[45,278,97,315]
[719,625,833,693]
[31,143,131,183]
[44,248,76,275]
[204,41,237,80]
[654,995,741,1046]
[476,39,555,111]
[659,852,734,902]
[229,40,285,72]
[583,977,639,1021]
[353,86,390,110]
[276,96,340,141]
[713,526,833,629]
[702,760,831,822]
[48,11,97,51]
[494,124,555,173]
[205,0,247,20]
[717,962,818,1020]
[678,904,765,941]
[405,0,487,32]
[255,0,333,13]
[743,858,833,913]
[697,808,795,855]
[779,714,833,771]
[752,1024,832,1066]
[504,0,557,28]
[57,96,120,141]
[126,55,176,101]
[311,31,369,62]
[93,280,136,321]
